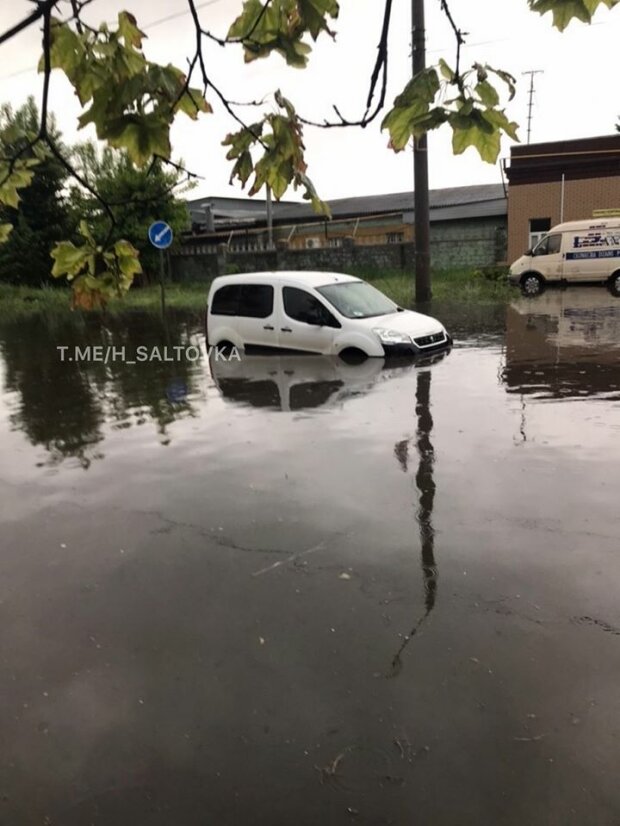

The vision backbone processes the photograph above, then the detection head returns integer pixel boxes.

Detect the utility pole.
[266,185,274,250]
[522,70,544,144]
[412,0,431,303]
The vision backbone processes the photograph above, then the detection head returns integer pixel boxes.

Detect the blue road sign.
[148,221,174,250]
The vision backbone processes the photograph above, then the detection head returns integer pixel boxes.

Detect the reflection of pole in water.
[389,369,437,677]
[415,370,437,614]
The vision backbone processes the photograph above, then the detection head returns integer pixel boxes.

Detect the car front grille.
[413,331,446,348]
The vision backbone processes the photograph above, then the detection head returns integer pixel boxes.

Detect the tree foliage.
[44,11,211,167]
[70,142,192,281]
[0,97,74,286]
[51,220,141,310]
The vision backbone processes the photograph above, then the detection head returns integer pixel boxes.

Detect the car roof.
[209,271,361,290]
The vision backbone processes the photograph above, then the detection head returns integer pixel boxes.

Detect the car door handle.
[263,325,274,330]
[281,327,292,333]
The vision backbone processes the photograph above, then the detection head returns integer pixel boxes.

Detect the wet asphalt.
[0,287,619,825]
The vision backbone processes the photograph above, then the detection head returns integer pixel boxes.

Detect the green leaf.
[104,114,172,166]
[528,0,619,30]
[228,0,339,67]
[0,222,13,244]
[381,69,442,151]
[438,58,455,81]
[175,87,213,119]
[51,240,92,279]
[0,159,38,208]
[230,150,254,187]
[475,80,500,107]
[450,112,502,163]
[481,108,520,142]
[117,11,146,48]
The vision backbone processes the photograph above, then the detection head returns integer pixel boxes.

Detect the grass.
[0,268,511,321]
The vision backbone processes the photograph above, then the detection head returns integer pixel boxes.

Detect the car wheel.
[521,273,544,297]
[214,340,236,355]
[339,347,368,364]
[608,272,620,297]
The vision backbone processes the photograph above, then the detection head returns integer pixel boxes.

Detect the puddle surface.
[0,287,619,825]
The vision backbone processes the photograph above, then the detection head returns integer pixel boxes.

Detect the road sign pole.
[159,248,166,319]
[148,221,173,320]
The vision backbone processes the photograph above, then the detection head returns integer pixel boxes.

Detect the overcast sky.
[1,0,619,203]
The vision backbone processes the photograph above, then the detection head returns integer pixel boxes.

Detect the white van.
[205,271,451,358]
[509,218,620,296]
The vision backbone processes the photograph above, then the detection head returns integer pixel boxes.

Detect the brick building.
[505,135,620,263]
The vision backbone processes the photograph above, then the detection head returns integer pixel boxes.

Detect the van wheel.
[521,273,544,296]
[215,340,236,355]
[608,272,620,297]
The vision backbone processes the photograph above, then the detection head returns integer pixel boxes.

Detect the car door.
[279,286,340,354]
[235,284,279,349]
[531,233,564,282]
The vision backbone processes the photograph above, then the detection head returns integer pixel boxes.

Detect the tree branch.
[0,0,60,46]
[185,0,267,146]
[297,0,394,129]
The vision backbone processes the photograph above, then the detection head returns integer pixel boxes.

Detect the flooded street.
[1,287,619,825]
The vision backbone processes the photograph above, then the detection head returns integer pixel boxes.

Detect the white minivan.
[205,271,450,359]
[509,218,620,296]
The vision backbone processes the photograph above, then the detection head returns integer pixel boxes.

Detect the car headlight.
[372,327,412,344]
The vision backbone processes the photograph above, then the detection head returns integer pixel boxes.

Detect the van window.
[534,234,562,256]
[211,284,274,318]
[283,287,340,327]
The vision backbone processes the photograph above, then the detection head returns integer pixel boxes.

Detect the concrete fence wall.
[170,217,507,282]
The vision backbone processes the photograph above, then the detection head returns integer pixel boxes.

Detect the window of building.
[387,232,404,244]
[327,237,343,248]
[529,218,551,250]
[211,284,274,318]
[282,287,340,327]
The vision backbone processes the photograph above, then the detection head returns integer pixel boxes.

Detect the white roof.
[210,271,361,288]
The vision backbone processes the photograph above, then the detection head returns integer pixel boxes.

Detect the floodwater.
[0,286,619,825]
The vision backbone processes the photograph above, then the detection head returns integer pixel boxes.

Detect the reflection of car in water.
[209,351,449,412]
[503,287,620,399]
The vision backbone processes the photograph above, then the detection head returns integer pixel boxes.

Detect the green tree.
[0,96,73,285]
[70,142,192,282]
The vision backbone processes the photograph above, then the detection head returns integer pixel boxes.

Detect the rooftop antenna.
[522,70,544,144]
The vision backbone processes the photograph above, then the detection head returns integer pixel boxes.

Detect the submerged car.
[205,271,451,358]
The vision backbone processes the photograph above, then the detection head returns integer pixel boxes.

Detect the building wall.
[174,217,507,281]
[507,176,620,263]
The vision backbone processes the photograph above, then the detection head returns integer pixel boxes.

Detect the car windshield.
[316,282,397,319]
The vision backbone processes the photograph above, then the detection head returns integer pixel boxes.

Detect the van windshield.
[316,282,397,319]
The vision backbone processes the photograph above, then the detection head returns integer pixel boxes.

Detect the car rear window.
[211,284,274,318]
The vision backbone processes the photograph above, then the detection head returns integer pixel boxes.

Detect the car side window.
[238,285,274,318]
[211,284,274,318]
[535,234,562,256]
[283,287,340,328]
[211,285,240,315]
